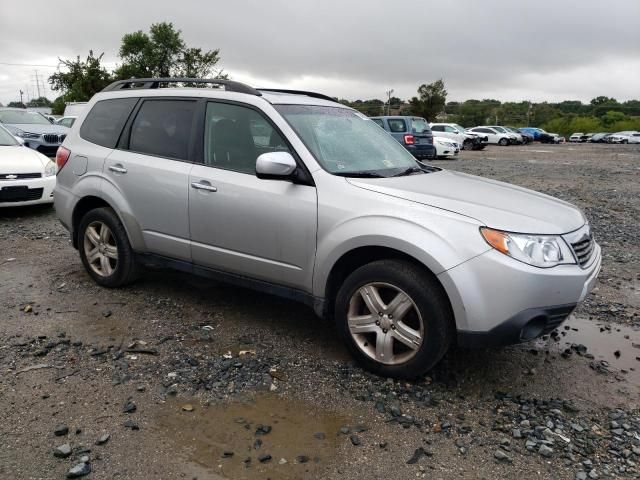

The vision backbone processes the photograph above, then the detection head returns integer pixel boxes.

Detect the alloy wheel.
[347,282,424,365]
[83,221,118,277]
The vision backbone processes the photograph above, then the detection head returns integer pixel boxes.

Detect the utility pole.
[34,70,42,99]
[19,90,24,106]
[385,89,394,116]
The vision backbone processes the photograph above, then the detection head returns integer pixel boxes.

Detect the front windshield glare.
[275,105,420,177]
[0,110,51,125]
[0,127,19,146]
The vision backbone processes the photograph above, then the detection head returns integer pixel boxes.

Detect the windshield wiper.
[392,166,425,177]
[333,171,385,178]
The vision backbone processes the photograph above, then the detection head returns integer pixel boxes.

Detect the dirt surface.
[1,143,639,480]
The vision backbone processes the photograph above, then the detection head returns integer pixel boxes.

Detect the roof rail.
[101,78,262,96]
[258,88,336,103]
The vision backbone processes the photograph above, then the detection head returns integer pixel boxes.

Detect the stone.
[67,462,91,478]
[539,445,554,458]
[494,450,512,463]
[349,435,361,446]
[258,454,272,463]
[296,455,309,464]
[54,443,72,458]
[54,425,69,436]
[95,433,110,445]
[123,400,136,413]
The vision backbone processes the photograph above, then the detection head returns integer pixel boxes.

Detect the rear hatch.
[410,117,433,145]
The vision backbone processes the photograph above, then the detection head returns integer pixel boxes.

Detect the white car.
[0,125,56,207]
[430,123,487,150]
[432,136,460,159]
[486,126,522,144]
[569,132,585,143]
[607,131,640,144]
[467,127,512,146]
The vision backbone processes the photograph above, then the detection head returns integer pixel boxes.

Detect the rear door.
[188,100,317,290]
[104,98,197,261]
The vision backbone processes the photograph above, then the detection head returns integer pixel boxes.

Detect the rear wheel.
[335,260,453,378]
[78,207,139,287]
[498,137,509,146]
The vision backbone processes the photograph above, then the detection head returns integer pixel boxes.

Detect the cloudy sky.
[0,0,638,106]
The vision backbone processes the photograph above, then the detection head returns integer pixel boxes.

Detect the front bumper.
[438,240,602,348]
[0,175,55,207]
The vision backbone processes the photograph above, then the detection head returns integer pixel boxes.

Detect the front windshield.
[0,126,19,146]
[275,105,421,177]
[0,110,51,125]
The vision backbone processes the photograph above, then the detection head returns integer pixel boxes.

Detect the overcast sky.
[0,0,638,106]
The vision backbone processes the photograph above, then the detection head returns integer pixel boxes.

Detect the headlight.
[15,130,41,140]
[480,227,575,268]
[45,160,56,177]
[436,140,452,146]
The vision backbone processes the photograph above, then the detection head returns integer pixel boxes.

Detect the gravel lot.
[1,143,639,480]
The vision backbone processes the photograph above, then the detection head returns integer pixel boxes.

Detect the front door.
[189,101,317,290]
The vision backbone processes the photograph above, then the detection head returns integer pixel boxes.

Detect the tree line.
[342,80,640,137]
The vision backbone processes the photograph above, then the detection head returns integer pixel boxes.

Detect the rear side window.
[431,125,443,132]
[387,119,406,133]
[80,98,137,148]
[372,118,385,128]
[128,100,196,160]
[411,118,431,134]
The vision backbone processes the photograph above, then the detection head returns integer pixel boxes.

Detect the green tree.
[7,101,26,108]
[408,79,447,121]
[600,110,627,127]
[115,22,225,79]
[590,96,617,106]
[48,51,113,103]
[26,97,52,108]
[51,96,66,116]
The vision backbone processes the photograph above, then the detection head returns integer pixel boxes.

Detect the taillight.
[404,134,414,145]
[56,146,71,173]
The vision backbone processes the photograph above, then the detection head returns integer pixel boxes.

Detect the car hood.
[0,145,49,173]
[347,170,585,234]
[2,123,70,134]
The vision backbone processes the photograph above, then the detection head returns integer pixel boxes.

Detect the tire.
[78,207,139,287]
[334,259,454,379]
[498,137,509,146]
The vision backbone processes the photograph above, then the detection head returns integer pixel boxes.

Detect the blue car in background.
[519,127,562,144]
[371,116,436,160]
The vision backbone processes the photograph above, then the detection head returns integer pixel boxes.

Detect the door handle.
[191,182,217,192]
[108,165,127,174]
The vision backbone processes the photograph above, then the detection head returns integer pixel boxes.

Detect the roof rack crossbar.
[258,88,336,103]
[101,78,262,96]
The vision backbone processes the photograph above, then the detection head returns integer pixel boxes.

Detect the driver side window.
[204,102,291,174]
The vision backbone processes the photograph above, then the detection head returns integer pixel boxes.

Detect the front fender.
[313,213,489,298]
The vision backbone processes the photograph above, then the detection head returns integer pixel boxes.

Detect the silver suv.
[54,78,601,378]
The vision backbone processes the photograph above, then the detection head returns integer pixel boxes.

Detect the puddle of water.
[153,394,350,479]
[548,317,640,385]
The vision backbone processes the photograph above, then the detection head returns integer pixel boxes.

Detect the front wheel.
[78,207,139,287]
[335,260,453,379]
[498,138,509,146]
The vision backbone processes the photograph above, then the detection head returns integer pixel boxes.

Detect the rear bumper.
[406,144,436,159]
[457,303,576,348]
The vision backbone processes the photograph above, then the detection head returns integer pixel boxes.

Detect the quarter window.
[204,102,291,174]
[372,118,385,128]
[80,98,138,148]
[129,100,196,160]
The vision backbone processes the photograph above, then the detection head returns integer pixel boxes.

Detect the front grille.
[0,186,44,202]
[0,172,41,180]
[43,134,66,144]
[570,236,595,267]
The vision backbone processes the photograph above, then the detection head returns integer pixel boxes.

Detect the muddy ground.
[1,143,639,480]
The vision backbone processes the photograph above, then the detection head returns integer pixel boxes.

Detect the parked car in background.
[506,127,533,144]
[607,131,640,144]
[54,77,601,379]
[56,116,78,128]
[0,108,70,156]
[0,124,55,206]
[372,116,436,160]
[467,126,512,146]
[569,132,584,142]
[430,123,487,150]
[589,132,610,143]
[518,127,563,144]
[486,126,522,144]
[432,136,460,159]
